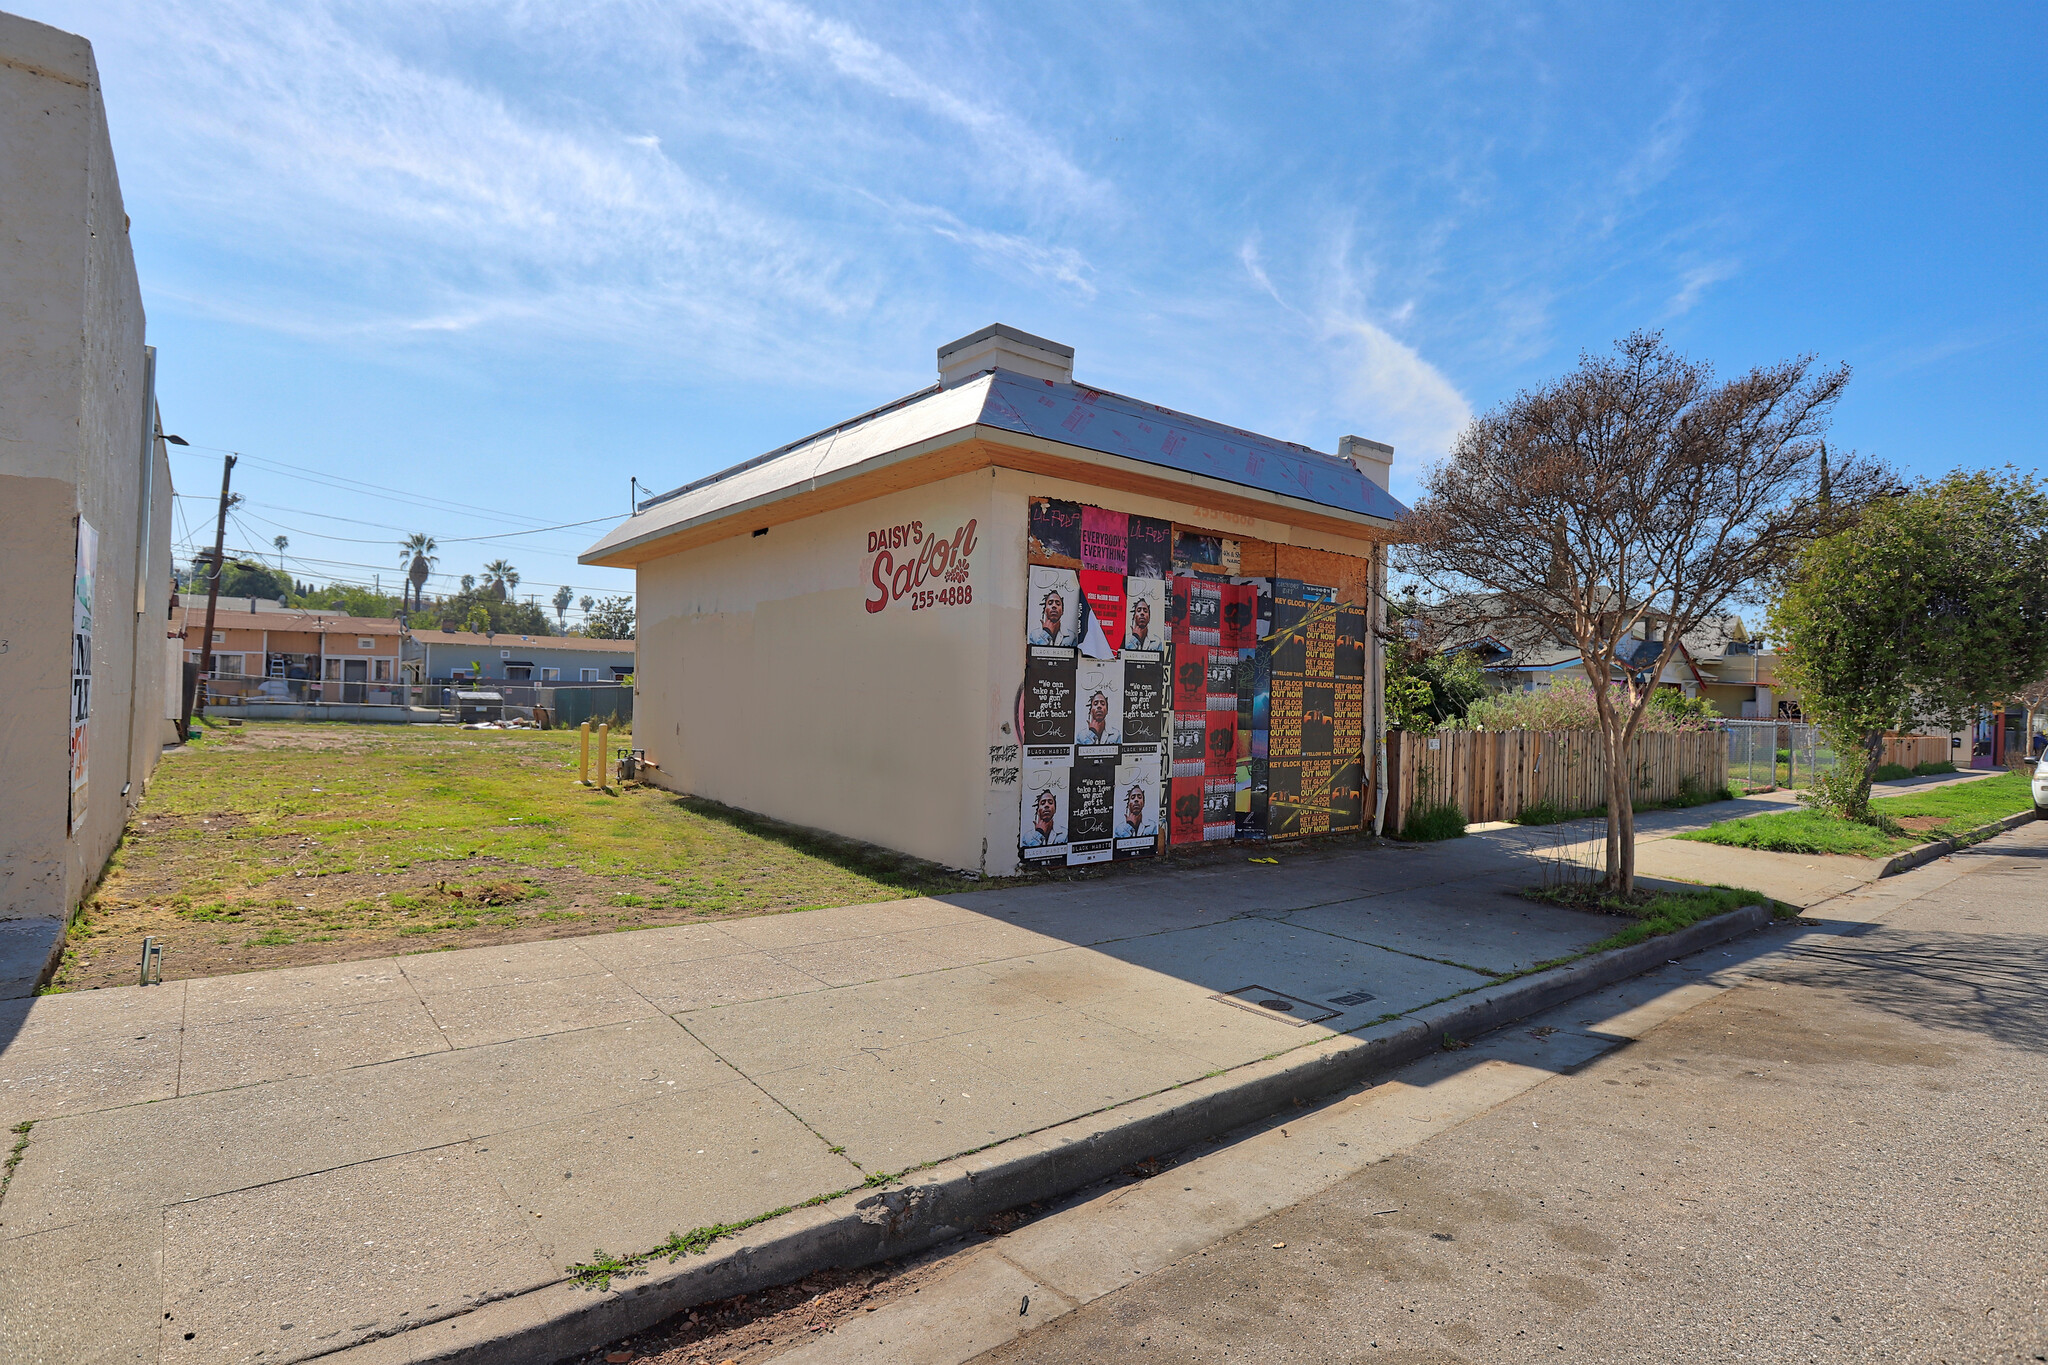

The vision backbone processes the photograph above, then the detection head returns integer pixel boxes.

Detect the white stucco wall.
[0,12,169,927]
[632,456,1386,877]
[634,469,1007,871]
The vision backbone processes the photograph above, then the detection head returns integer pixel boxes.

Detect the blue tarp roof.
[586,368,1405,563]
[977,372,1408,522]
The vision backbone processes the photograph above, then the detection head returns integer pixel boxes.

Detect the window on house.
[324,658,342,680]
[580,668,599,682]
[540,667,560,682]
[373,659,393,682]
[212,630,225,644]
[357,637,374,650]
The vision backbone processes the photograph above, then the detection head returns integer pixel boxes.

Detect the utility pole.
[181,453,236,738]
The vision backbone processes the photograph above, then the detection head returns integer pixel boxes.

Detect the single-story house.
[1428,596,1707,697]
[580,323,1408,876]
[403,628,636,683]
[176,599,408,695]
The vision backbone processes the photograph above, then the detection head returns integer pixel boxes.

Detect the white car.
[2035,751,2048,815]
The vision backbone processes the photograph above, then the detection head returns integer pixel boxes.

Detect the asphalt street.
[977,822,2048,1365]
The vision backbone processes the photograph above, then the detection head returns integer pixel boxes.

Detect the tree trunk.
[1603,726,1631,896]
[1850,728,1885,820]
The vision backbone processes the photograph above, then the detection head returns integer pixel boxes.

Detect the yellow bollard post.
[578,722,591,786]
[597,723,610,789]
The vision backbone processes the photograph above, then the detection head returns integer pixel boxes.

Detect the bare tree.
[1400,332,1883,895]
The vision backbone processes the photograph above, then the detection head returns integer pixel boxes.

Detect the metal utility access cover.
[1210,985,1341,1027]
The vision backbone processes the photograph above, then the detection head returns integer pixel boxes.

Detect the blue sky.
[27,1,2043,621]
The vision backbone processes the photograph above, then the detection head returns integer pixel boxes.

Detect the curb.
[1879,808,2038,878]
[326,902,1774,1365]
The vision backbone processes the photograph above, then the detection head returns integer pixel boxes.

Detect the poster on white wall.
[69,518,97,835]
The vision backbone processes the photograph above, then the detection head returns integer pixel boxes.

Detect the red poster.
[1205,710,1238,777]
[1080,506,1129,574]
[1170,775,1206,845]
[1076,570,1128,658]
[1220,582,1258,650]
[1168,576,1192,646]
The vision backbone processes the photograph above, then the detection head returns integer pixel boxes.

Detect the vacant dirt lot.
[57,722,982,990]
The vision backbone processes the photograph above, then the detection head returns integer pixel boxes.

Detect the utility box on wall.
[583,326,1407,877]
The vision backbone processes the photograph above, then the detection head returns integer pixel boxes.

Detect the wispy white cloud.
[1664,258,1740,317]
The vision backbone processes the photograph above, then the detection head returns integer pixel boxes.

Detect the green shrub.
[1911,760,1956,776]
[1402,801,1467,841]
[1873,763,1914,782]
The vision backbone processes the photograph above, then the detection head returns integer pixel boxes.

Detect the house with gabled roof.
[582,324,1409,874]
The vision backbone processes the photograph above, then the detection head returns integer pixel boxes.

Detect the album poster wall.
[1022,495,1369,866]
[1023,497,1174,867]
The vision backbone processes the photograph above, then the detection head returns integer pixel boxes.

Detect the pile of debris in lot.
[461,717,542,730]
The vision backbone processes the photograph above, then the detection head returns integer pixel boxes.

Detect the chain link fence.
[1722,719,1840,793]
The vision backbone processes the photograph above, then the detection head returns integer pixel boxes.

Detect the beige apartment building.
[584,325,1408,875]
[1,12,177,992]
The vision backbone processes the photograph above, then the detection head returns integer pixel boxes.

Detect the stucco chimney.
[937,324,1074,388]
[1339,435,1394,491]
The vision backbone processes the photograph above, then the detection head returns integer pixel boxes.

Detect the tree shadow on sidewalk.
[1757,853,2048,1055]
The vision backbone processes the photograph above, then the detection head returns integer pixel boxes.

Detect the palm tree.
[579,594,594,614]
[553,585,572,625]
[399,533,438,611]
[272,535,289,572]
[481,558,519,601]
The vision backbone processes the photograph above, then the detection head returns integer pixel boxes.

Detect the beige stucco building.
[584,326,1407,876]
[1,12,177,991]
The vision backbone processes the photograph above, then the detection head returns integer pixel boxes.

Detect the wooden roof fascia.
[583,428,1400,568]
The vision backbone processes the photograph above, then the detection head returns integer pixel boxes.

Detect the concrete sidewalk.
[0,825,1809,1365]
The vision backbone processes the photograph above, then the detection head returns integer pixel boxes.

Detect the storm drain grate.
[1210,985,1341,1027]
[1328,989,1377,1008]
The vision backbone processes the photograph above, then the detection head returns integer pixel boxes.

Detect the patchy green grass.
[58,721,992,989]
[1671,770,2031,858]
[1400,801,1468,841]
[1523,883,1781,951]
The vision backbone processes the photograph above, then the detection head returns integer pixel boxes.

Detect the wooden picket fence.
[1880,733,1952,770]
[1385,728,1729,835]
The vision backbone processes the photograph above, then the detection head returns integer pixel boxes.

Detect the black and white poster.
[1022,646,1077,766]
[1121,655,1164,742]
[1067,755,1117,865]
[1020,776,1069,860]
[1027,565,1082,646]
[1074,657,1123,748]
[1123,576,1166,653]
[1113,759,1161,850]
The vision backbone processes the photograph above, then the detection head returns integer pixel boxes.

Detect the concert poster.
[1204,649,1239,711]
[1202,778,1236,840]
[1186,579,1222,647]
[1172,711,1208,778]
